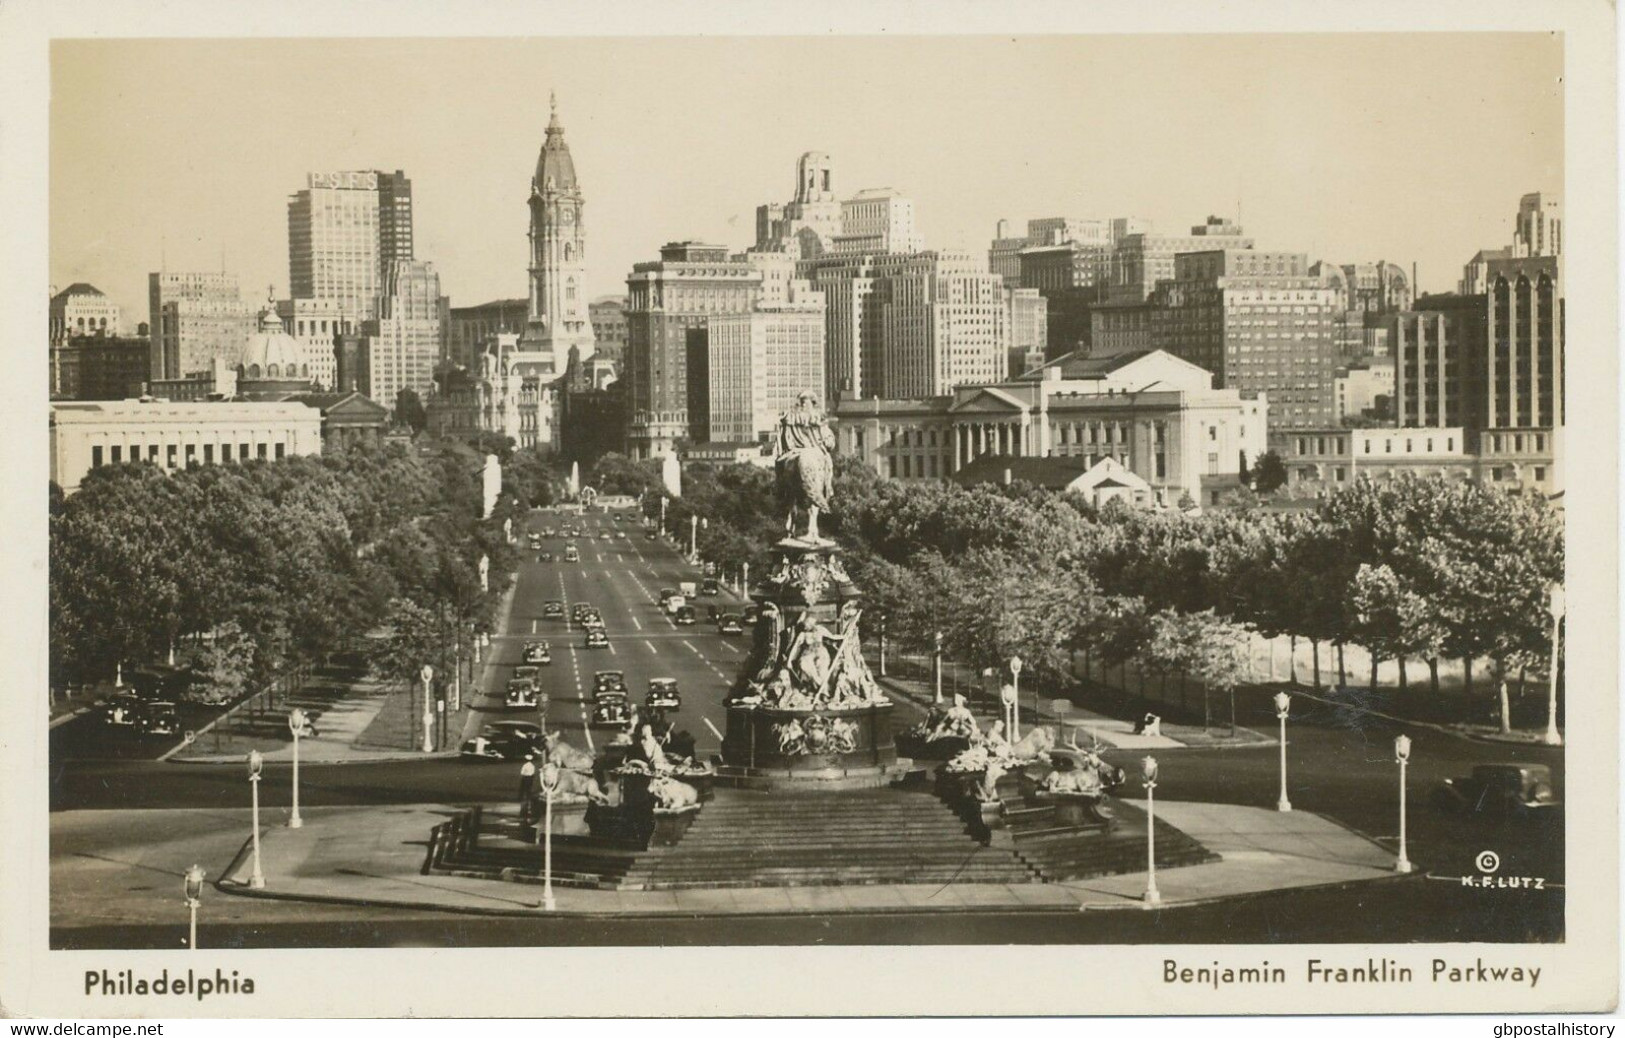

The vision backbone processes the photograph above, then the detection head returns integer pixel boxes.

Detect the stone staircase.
[623,788,1039,890]
[425,806,645,890]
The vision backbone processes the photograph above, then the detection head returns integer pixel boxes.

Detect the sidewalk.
[209,799,1402,917]
[171,664,402,764]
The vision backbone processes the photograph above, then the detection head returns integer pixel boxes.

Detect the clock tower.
[521,93,595,370]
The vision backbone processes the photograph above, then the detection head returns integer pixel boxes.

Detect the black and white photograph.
[2,0,1617,1021]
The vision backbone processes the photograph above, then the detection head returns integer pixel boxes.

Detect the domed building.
[236,301,317,400]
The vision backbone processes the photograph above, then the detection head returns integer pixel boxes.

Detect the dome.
[533,92,579,194]
[240,305,309,380]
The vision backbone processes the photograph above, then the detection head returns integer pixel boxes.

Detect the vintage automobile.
[591,687,633,728]
[584,629,610,650]
[646,678,681,711]
[543,600,565,620]
[538,551,553,562]
[1433,763,1561,819]
[742,604,761,626]
[594,670,629,695]
[664,594,687,617]
[101,694,145,727]
[460,722,543,762]
[581,613,605,630]
[657,588,679,609]
[527,533,541,547]
[700,579,719,596]
[505,676,539,708]
[717,613,744,636]
[673,605,697,626]
[137,701,181,738]
[522,641,552,665]
[616,531,628,539]
[563,546,580,563]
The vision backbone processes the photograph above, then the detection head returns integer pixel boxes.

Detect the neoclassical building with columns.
[831,349,1267,507]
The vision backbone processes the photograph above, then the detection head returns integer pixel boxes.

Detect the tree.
[1149,608,1252,733]
[192,623,254,704]
[1251,451,1288,493]
[394,388,428,435]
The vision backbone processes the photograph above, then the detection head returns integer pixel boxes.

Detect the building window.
[148,445,159,461]
[241,443,250,460]
[204,444,214,463]
[185,444,196,464]
[1335,467,1346,482]
[275,442,287,460]
[257,443,267,460]
[110,445,122,464]
[91,445,103,468]
[221,443,232,462]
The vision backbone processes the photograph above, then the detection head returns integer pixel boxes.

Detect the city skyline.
[52,33,1562,326]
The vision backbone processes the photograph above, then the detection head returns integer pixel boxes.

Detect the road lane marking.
[643,640,657,655]
[631,616,642,630]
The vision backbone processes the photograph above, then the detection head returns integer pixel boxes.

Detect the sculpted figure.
[775,391,836,542]
[785,612,835,697]
[932,693,979,742]
[647,775,699,812]
[541,731,595,773]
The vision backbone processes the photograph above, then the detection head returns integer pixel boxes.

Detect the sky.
[50,33,1563,326]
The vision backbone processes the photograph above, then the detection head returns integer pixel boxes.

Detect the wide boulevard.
[49,507,1565,946]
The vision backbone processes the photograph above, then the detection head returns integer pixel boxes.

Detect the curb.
[1077,868,1423,912]
[169,750,463,766]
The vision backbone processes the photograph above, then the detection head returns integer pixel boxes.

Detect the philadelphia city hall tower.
[520,92,595,370]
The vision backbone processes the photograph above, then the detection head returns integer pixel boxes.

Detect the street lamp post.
[1393,734,1413,874]
[1273,692,1292,812]
[1000,683,1018,741]
[287,708,307,829]
[877,612,888,677]
[932,631,943,704]
[184,864,205,950]
[419,664,435,754]
[246,750,265,889]
[1545,584,1564,746]
[1141,756,1162,907]
[1010,655,1025,737]
[659,496,668,537]
[538,762,560,911]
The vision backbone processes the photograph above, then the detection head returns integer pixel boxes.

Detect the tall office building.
[623,243,762,458]
[364,259,445,412]
[289,172,389,322]
[1513,192,1562,259]
[1153,249,1338,430]
[147,272,257,380]
[707,277,826,443]
[878,251,1009,399]
[832,189,923,254]
[1111,217,1253,303]
[520,94,595,374]
[755,152,843,259]
[376,170,415,270]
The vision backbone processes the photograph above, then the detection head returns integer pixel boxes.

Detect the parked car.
[543,601,565,620]
[101,694,145,727]
[584,629,610,650]
[505,678,539,708]
[646,678,681,711]
[1433,764,1561,820]
[137,701,180,737]
[718,614,744,636]
[674,605,696,626]
[522,641,552,664]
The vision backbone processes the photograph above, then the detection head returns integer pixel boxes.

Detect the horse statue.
[774,391,836,543]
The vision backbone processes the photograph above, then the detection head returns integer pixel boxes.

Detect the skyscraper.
[519,94,595,375]
[365,259,445,412]
[147,272,257,380]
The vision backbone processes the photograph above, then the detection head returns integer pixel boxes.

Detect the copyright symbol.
[1476,850,1501,874]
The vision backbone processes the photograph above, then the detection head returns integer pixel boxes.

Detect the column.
[1434,314,1447,428]
[952,424,963,472]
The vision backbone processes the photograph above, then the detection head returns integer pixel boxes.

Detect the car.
[563,547,580,563]
[543,601,565,619]
[664,594,686,616]
[718,614,744,636]
[101,694,145,727]
[590,689,632,727]
[645,532,657,541]
[658,588,678,606]
[616,531,628,540]
[584,629,609,650]
[538,551,553,562]
[600,532,614,541]
[700,579,719,596]
[137,701,180,737]
[571,603,591,619]
[505,678,539,708]
[594,670,628,694]
[460,722,544,762]
[742,604,761,625]
[522,641,552,664]
[513,664,541,686]
[646,678,681,711]
[1433,764,1561,820]
[674,605,696,626]
[528,533,541,547]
